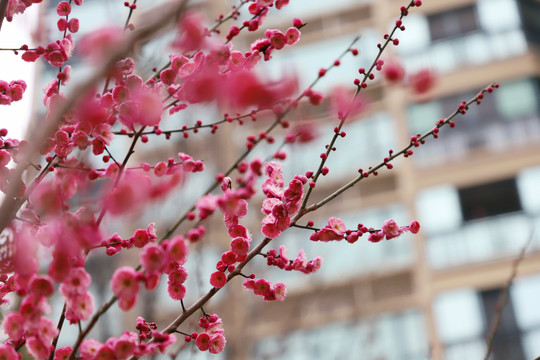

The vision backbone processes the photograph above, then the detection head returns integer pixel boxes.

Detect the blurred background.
[5,0,540,359]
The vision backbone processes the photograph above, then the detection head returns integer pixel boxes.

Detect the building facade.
[211,0,540,359]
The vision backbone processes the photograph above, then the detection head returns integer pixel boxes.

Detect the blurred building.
[208,0,540,359]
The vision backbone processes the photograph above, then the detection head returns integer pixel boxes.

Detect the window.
[458,178,522,222]
[254,309,427,360]
[435,279,540,360]
[398,0,527,74]
[516,0,540,46]
[420,175,540,268]
[428,5,480,42]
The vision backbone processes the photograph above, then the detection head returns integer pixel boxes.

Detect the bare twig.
[483,229,535,360]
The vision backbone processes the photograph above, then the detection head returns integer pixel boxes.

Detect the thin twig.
[483,229,535,360]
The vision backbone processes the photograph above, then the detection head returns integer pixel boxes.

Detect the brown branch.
[0,0,8,33]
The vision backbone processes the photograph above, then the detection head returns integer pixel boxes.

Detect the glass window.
[395,15,431,53]
[408,101,442,135]
[433,289,484,343]
[522,329,540,360]
[254,310,427,359]
[445,340,486,360]
[517,165,540,214]
[416,185,462,235]
[496,79,539,120]
[458,178,522,221]
[427,5,480,42]
[511,274,540,330]
[477,0,522,33]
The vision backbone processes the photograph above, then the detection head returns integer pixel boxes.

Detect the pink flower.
[168,268,188,285]
[166,236,189,264]
[285,27,300,45]
[60,267,91,296]
[78,26,125,62]
[409,69,436,95]
[53,347,72,360]
[327,217,347,236]
[210,271,227,288]
[383,60,405,83]
[33,316,59,344]
[196,333,210,351]
[273,283,287,301]
[196,194,218,220]
[30,275,55,297]
[269,31,286,50]
[208,334,226,354]
[167,283,186,300]
[173,11,208,52]
[381,219,402,239]
[368,231,385,243]
[56,1,71,16]
[2,312,23,339]
[230,237,249,256]
[111,267,140,300]
[65,293,94,322]
[253,279,271,296]
[0,345,17,360]
[228,51,245,72]
[140,244,166,273]
[261,216,281,239]
[80,339,103,360]
[26,337,51,360]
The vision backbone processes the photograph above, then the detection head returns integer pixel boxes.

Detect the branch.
[0,0,189,238]
[483,229,535,360]
[0,0,7,33]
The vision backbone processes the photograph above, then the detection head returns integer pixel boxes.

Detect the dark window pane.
[480,288,526,360]
[458,179,522,221]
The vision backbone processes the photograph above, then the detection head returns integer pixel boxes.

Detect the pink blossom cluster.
[60,267,94,323]
[261,161,306,239]
[111,233,189,310]
[21,1,79,65]
[0,80,26,105]
[309,216,348,242]
[4,0,49,22]
[2,274,59,359]
[102,223,157,256]
[309,217,420,244]
[210,193,251,288]
[367,219,420,243]
[250,23,301,61]
[238,0,289,34]
[190,314,226,354]
[243,277,287,302]
[165,49,297,111]
[265,246,324,274]
[78,328,175,359]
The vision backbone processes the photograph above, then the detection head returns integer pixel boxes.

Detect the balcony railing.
[426,212,540,269]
